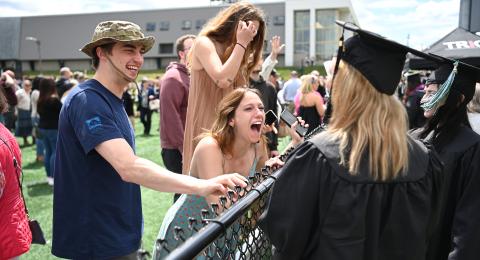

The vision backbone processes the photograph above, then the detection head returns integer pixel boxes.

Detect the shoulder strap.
[0,135,29,217]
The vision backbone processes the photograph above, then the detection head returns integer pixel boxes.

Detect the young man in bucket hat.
[52,21,247,259]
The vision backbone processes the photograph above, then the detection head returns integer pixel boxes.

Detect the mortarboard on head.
[445,60,480,103]
[425,63,452,86]
[421,57,480,111]
[332,21,437,95]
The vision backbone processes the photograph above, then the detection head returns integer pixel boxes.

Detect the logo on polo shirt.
[85,116,102,131]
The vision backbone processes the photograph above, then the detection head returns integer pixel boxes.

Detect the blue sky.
[0,0,461,50]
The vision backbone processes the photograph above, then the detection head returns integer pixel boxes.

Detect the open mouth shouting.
[250,121,263,136]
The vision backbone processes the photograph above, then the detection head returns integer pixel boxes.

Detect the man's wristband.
[236,42,247,51]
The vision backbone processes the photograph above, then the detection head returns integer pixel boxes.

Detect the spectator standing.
[294,74,325,135]
[160,34,195,202]
[37,78,62,186]
[138,78,154,135]
[282,70,301,113]
[268,69,281,92]
[182,2,265,174]
[122,83,136,130]
[15,79,33,146]
[51,20,246,259]
[31,76,44,162]
[249,61,278,156]
[56,67,73,98]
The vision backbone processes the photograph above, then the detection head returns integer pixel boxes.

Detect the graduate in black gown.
[262,22,444,260]
[412,60,480,260]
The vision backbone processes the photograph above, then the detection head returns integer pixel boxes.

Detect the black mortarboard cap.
[423,56,480,104]
[448,60,480,102]
[425,63,452,85]
[334,21,438,95]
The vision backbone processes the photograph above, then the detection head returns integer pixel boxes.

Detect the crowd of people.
[1,2,480,260]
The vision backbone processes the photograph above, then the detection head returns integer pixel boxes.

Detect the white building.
[0,0,357,72]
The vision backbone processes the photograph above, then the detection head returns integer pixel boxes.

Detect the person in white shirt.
[15,79,33,146]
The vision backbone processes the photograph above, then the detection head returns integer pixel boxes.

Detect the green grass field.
[21,113,172,259]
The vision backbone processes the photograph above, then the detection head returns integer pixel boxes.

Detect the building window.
[273,15,285,26]
[182,20,192,30]
[315,9,339,61]
[196,19,206,30]
[294,11,309,54]
[159,43,174,54]
[264,40,268,52]
[159,21,170,31]
[146,22,156,32]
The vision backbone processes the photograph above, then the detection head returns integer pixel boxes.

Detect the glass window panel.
[160,21,170,31]
[182,20,192,30]
[146,22,156,32]
[159,43,174,54]
[294,10,310,54]
[315,9,340,60]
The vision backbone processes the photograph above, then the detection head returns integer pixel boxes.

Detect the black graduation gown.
[262,134,443,260]
[412,126,480,260]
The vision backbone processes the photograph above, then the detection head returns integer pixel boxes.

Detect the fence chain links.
[157,124,326,259]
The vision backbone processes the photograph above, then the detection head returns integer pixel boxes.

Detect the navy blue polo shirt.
[52,79,141,259]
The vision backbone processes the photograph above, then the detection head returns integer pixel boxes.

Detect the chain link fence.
[155,125,325,259]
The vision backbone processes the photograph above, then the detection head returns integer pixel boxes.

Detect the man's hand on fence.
[265,157,284,171]
[198,173,247,197]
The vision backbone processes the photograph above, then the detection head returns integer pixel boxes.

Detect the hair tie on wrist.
[236,42,247,51]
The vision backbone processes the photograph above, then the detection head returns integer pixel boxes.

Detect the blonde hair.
[189,2,265,81]
[299,74,317,104]
[467,83,480,113]
[327,61,409,181]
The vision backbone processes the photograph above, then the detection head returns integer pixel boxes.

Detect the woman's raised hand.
[236,20,257,47]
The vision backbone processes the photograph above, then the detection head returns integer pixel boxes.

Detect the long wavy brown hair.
[192,2,266,83]
[198,88,264,157]
[326,61,409,181]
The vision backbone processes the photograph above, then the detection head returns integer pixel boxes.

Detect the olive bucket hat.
[80,20,155,57]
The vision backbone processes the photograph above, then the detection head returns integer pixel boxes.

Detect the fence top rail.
[165,167,284,260]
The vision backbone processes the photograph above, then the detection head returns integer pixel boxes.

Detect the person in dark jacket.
[55,67,73,98]
[249,61,278,156]
[412,61,480,260]
[404,71,426,129]
[122,83,135,129]
[262,23,444,260]
[138,78,155,135]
